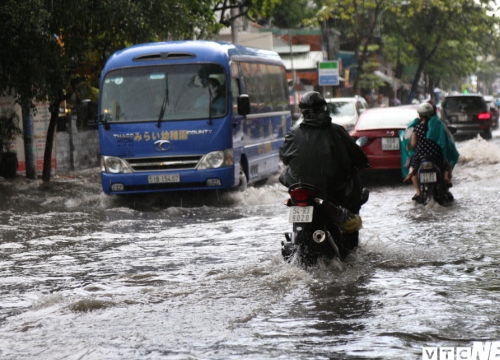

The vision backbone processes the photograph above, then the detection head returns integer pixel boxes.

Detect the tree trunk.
[352,39,372,95]
[22,98,37,180]
[409,58,425,103]
[41,100,59,183]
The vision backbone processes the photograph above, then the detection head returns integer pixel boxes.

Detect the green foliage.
[270,0,312,29]
[0,0,61,106]
[303,0,499,94]
[304,0,398,93]
[359,61,386,90]
[381,0,500,93]
[213,0,284,27]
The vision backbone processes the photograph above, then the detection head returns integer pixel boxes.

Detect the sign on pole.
[318,61,339,86]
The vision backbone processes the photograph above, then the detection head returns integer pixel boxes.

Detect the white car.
[294,96,370,132]
[326,96,370,132]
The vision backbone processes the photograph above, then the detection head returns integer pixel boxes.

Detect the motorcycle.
[416,157,454,206]
[401,127,454,207]
[281,183,364,265]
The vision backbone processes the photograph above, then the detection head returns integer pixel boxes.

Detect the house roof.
[279,51,324,71]
[273,45,311,54]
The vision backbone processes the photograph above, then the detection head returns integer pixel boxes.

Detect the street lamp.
[374,1,409,37]
[374,8,388,38]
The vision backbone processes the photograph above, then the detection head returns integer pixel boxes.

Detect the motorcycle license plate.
[289,206,314,223]
[382,137,400,150]
[420,172,437,183]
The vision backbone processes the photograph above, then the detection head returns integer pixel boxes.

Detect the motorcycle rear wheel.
[422,184,434,206]
[296,246,319,267]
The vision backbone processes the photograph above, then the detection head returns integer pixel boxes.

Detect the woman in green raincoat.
[401,102,459,202]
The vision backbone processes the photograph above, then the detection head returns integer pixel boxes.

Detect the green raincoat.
[399,115,460,177]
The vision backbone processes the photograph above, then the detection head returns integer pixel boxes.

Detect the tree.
[268,0,312,29]
[0,0,60,179]
[38,0,227,183]
[213,0,283,27]
[305,0,398,94]
[1,0,285,183]
[382,0,500,100]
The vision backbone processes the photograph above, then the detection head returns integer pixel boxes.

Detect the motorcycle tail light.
[478,112,491,120]
[290,188,314,200]
[294,201,308,207]
[290,188,315,206]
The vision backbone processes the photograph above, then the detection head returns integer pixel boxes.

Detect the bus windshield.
[100,64,227,123]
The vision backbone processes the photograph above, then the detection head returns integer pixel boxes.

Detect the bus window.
[240,62,262,114]
[100,64,227,122]
[267,65,289,111]
[258,63,273,113]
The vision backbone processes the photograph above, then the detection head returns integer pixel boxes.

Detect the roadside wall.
[56,114,100,173]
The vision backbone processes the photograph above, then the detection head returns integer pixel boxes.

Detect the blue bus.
[96,40,292,195]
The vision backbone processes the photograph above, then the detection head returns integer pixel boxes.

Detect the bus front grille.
[125,155,203,171]
[123,182,208,192]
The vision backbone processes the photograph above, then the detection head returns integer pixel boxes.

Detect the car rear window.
[443,97,486,111]
[328,102,355,116]
[356,110,417,130]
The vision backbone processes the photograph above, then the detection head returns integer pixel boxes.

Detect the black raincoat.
[279,112,369,213]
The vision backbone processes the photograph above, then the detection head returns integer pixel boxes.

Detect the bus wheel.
[238,170,248,191]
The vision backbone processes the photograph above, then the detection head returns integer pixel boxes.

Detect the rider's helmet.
[417,102,434,117]
[299,91,328,119]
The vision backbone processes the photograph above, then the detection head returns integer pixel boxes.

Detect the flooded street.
[1,134,500,360]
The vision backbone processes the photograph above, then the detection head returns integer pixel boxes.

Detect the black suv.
[441,94,492,139]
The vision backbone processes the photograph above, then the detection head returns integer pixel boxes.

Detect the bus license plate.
[148,174,180,184]
[289,206,314,223]
[420,172,437,183]
[382,137,400,150]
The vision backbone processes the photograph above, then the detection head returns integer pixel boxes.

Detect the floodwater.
[1,133,500,360]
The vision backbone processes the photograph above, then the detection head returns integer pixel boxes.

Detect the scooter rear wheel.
[423,184,434,206]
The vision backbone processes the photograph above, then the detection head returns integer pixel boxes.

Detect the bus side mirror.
[80,99,98,126]
[237,94,250,116]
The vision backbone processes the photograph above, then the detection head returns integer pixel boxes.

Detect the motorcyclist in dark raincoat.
[279,91,370,250]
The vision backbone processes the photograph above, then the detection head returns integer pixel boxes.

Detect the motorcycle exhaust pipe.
[312,230,326,243]
[312,230,341,258]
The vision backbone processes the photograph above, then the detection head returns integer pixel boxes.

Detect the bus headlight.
[197,149,234,170]
[101,156,133,174]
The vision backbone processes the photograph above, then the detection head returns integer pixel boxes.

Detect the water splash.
[458,135,500,164]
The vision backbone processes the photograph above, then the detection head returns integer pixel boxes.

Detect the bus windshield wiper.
[157,72,169,128]
[207,83,213,126]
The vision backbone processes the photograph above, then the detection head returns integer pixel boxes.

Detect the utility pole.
[231,7,239,44]
[289,29,298,114]
[21,99,36,179]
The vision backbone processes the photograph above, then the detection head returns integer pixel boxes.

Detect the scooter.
[281,183,362,265]
[416,157,454,206]
[401,127,455,207]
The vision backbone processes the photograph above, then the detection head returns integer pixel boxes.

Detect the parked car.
[294,96,369,131]
[441,94,492,139]
[350,106,418,172]
[483,95,499,129]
